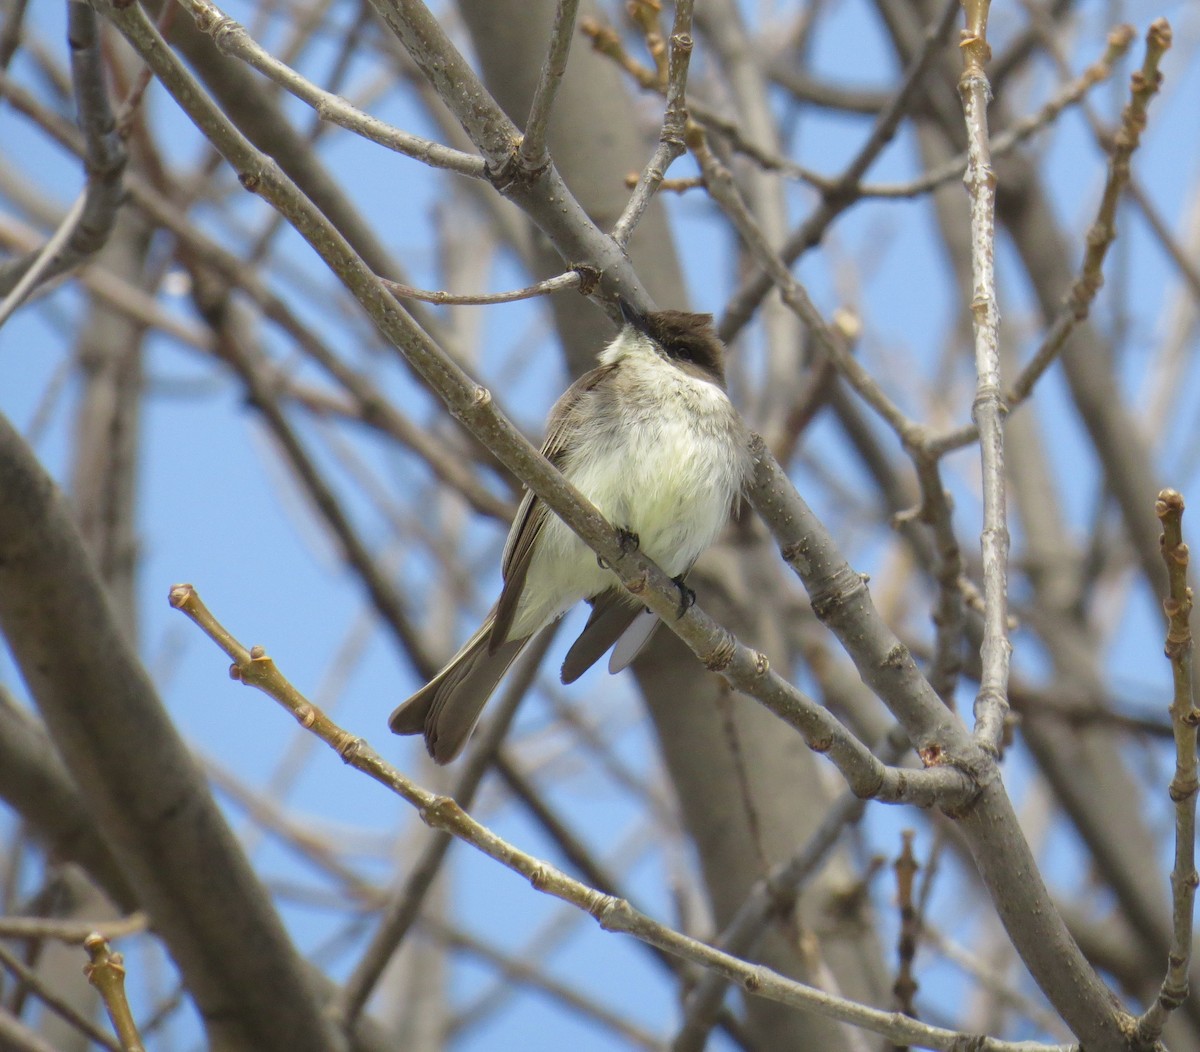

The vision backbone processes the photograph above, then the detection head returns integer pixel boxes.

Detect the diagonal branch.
[0,414,345,1052]
[168,582,1072,1052]
[0,0,125,298]
[363,0,648,306]
[173,0,487,178]
[97,0,963,809]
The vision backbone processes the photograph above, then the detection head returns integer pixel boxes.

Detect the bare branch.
[381,268,584,305]
[0,414,345,1052]
[0,0,125,297]
[865,25,1135,200]
[173,0,487,178]
[84,935,145,1052]
[518,0,580,171]
[612,0,695,247]
[332,628,561,1028]
[0,189,86,324]
[930,20,1172,456]
[956,0,1011,753]
[1136,488,1199,1044]
[0,941,122,1052]
[167,583,1070,1052]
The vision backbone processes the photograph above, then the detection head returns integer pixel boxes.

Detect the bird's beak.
[617,298,649,333]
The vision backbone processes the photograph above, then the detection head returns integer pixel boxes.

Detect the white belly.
[509,351,746,638]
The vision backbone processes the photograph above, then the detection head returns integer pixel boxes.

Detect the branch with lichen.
[1136,488,1199,1044]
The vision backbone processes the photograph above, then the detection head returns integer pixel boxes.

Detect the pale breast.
[509,346,748,637]
[563,353,746,573]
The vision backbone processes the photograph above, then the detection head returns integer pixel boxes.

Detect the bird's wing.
[490,363,618,650]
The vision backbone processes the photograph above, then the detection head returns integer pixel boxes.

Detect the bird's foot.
[672,575,696,619]
[597,527,640,569]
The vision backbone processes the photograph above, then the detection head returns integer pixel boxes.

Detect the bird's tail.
[389,614,527,763]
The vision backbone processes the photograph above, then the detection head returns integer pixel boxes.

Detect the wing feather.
[490,363,618,649]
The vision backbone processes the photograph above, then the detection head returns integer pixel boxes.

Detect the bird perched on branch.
[390,303,751,762]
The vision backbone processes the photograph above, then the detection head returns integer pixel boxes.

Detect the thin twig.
[0,941,122,1052]
[0,0,125,299]
[1004,20,1171,411]
[0,191,87,326]
[580,17,659,90]
[918,925,1071,1038]
[489,753,749,1041]
[519,0,581,171]
[892,830,920,1022]
[332,627,561,1028]
[380,268,584,305]
[689,130,924,448]
[172,0,488,178]
[429,918,666,1051]
[1135,488,1198,1044]
[672,782,873,1051]
[628,0,668,84]
[367,0,650,306]
[717,0,959,344]
[166,583,1067,1052]
[0,914,148,942]
[957,0,1011,754]
[929,20,1172,459]
[863,26,1135,200]
[623,172,703,193]
[897,456,966,709]
[612,0,696,247]
[84,935,145,1052]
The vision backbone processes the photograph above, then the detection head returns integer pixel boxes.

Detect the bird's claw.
[597,527,640,569]
[672,575,696,619]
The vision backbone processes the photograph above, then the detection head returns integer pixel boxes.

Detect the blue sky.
[2,0,1199,1047]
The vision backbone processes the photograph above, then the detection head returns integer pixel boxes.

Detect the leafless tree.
[0,1,1197,1050]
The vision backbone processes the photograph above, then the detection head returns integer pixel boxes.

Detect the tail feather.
[390,615,528,763]
[560,589,642,684]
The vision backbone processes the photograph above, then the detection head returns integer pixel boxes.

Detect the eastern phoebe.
[390,304,751,762]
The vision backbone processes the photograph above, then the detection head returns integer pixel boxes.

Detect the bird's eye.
[665,338,699,364]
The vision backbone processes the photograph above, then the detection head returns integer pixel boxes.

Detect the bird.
[389,303,751,762]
